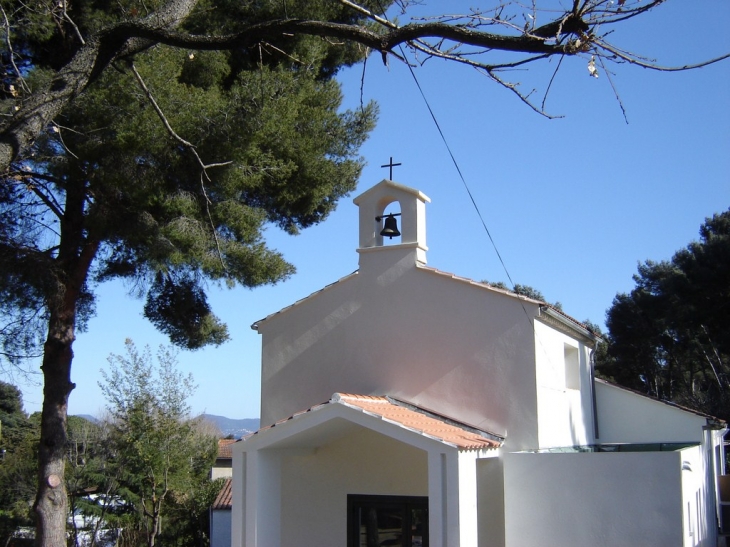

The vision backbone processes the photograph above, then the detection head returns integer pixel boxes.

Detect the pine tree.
[597,210,730,419]
[1,3,380,542]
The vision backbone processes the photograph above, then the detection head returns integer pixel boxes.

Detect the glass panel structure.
[348,495,428,547]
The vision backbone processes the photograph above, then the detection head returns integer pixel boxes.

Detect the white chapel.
[228,179,727,547]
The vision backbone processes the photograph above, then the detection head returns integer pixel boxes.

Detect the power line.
[397,44,517,290]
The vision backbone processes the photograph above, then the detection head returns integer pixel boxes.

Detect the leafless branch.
[60,0,86,45]
[359,51,368,114]
[476,66,562,119]
[259,40,304,65]
[0,5,30,93]
[337,0,396,29]
[0,0,726,171]
[51,124,80,159]
[596,37,730,71]
[596,55,628,123]
[541,54,564,112]
[7,172,65,219]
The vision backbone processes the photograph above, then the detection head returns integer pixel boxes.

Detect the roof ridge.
[251,270,358,330]
[332,393,389,403]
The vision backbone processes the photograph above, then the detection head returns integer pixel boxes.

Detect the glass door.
[348,495,428,547]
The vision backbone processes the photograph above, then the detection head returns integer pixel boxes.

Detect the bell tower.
[353,179,430,271]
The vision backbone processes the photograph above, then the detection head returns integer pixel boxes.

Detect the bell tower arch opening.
[353,179,431,267]
[376,200,402,246]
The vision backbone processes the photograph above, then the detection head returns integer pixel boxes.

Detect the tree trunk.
[33,306,77,547]
[32,165,99,546]
[147,496,163,547]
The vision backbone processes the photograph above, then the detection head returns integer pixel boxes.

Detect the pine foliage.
[597,210,730,419]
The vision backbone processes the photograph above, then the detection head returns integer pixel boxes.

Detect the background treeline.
[594,209,730,422]
[0,341,225,547]
[490,209,729,422]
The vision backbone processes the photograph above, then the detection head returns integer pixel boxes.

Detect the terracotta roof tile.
[217,439,236,459]
[333,394,501,450]
[247,393,502,451]
[212,478,232,510]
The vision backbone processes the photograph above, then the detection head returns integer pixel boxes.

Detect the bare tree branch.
[0,0,726,174]
[595,37,730,70]
[596,55,629,123]
[0,5,30,93]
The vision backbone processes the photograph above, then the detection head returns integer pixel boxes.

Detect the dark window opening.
[347,494,428,547]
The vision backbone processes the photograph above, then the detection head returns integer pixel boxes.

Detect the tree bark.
[33,169,99,546]
[34,306,75,547]
[0,0,199,173]
[33,262,99,547]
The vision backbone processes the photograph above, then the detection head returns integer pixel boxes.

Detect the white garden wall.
[679,444,717,546]
[503,451,684,547]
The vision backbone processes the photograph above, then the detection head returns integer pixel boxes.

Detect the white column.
[231,451,245,547]
[457,451,479,546]
[428,451,446,546]
[244,449,282,547]
[428,449,463,546]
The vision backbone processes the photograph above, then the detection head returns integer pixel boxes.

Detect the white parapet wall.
[503,450,685,547]
[594,380,707,444]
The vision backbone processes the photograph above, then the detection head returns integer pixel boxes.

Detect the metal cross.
[381,157,402,179]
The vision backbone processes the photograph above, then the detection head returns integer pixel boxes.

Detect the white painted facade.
[211,466,232,480]
[210,509,231,547]
[230,179,727,547]
[504,451,685,546]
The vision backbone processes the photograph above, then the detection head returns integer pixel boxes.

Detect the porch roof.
[247,393,503,451]
[212,478,232,510]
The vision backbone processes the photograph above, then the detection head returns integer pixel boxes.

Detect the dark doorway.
[347,494,428,547]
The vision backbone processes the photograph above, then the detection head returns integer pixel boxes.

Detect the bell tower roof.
[353,179,430,269]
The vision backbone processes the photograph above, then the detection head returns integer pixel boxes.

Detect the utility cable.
[398,52,518,291]
[370,1,556,366]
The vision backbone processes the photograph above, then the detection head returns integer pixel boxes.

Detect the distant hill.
[201,414,259,439]
[71,413,259,440]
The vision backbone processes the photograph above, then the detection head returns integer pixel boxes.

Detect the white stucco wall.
[594,380,707,444]
[503,451,684,547]
[477,457,505,547]
[680,444,718,547]
[211,466,233,480]
[210,509,231,547]
[257,260,542,451]
[533,320,595,448]
[238,180,725,547]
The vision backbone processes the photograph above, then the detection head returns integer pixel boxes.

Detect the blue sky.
[11,1,730,420]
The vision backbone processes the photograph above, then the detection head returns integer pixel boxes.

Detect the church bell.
[379,213,401,239]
